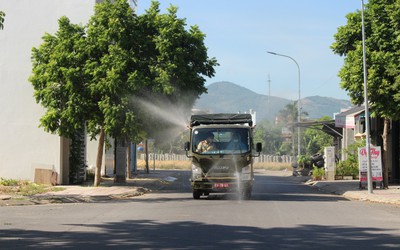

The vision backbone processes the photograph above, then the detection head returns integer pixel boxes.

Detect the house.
[335,105,400,183]
[334,105,365,160]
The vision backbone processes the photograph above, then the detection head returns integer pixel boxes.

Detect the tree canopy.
[253,120,284,155]
[29,0,218,185]
[331,0,400,120]
[302,116,334,155]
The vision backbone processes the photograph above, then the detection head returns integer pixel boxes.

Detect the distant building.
[334,106,365,160]
[335,105,400,183]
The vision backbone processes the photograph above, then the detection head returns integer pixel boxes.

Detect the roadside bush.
[297,155,311,169]
[336,140,365,178]
[336,159,359,178]
[0,178,64,196]
[312,166,324,180]
[0,178,28,186]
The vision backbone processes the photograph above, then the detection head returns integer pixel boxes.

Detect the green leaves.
[30,0,217,142]
[303,117,333,155]
[332,0,400,120]
[30,17,89,137]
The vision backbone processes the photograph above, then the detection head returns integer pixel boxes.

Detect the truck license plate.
[214,183,229,188]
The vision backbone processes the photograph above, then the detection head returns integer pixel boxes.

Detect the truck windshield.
[192,128,250,155]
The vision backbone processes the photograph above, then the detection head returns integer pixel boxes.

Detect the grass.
[137,159,292,171]
[253,162,292,171]
[0,178,65,196]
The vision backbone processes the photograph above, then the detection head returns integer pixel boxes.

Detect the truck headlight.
[191,164,203,181]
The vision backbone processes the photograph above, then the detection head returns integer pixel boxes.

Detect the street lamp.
[267,51,301,157]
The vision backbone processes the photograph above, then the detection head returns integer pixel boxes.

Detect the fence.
[254,154,295,164]
[139,153,295,163]
[138,153,189,161]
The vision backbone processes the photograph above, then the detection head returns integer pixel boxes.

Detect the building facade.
[335,106,400,183]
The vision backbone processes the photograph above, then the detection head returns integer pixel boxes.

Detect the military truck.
[184,113,262,199]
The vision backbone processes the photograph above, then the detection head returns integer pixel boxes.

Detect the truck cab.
[184,113,262,199]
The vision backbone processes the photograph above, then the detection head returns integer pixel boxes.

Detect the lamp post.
[361,0,373,194]
[267,51,301,157]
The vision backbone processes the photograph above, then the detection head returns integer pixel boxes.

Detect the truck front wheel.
[193,190,201,199]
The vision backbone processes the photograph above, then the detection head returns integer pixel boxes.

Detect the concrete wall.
[86,137,105,175]
[341,128,355,161]
[0,0,95,182]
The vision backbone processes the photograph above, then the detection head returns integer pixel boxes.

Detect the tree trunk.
[382,118,390,188]
[145,139,149,174]
[127,142,131,179]
[94,126,105,187]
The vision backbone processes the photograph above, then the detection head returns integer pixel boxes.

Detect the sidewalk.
[306,178,400,206]
[0,170,175,206]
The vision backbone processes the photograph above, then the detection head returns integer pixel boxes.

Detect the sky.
[137,1,362,101]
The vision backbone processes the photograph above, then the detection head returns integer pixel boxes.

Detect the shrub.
[336,159,359,177]
[0,178,19,186]
[335,140,364,178]
[312,166,324,180]
[0,178,65,196]
[0,178,29,186]
[297,155,311,169]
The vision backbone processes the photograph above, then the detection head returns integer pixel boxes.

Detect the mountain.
[193,81,352,122]
[300,96,352,119]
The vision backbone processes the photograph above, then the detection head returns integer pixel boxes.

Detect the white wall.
[86,137,104,173]
[0,0,95,181]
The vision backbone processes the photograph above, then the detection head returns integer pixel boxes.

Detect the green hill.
[194,81,351,122]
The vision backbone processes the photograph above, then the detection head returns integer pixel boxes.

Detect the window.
[193,128,250,154]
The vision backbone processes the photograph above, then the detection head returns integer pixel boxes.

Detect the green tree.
[132,2,217,142]
[0,11,5,30]
[331,0,400,187]
[254,120,285,155]
[278,103,297,124]
[30,17,88,137]
[276,103,297,156]
[303,116,334,155]
[276,102,309,155]
[30,0,217,186]
[30,1,138,186]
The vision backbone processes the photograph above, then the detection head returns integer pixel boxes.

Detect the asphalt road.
[1,170,400,249]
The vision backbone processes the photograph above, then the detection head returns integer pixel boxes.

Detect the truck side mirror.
[256,143,262,153]
[184,141,191,158]
[184,141,190,151]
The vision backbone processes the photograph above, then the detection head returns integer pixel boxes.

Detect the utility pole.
[361,0,373,194]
